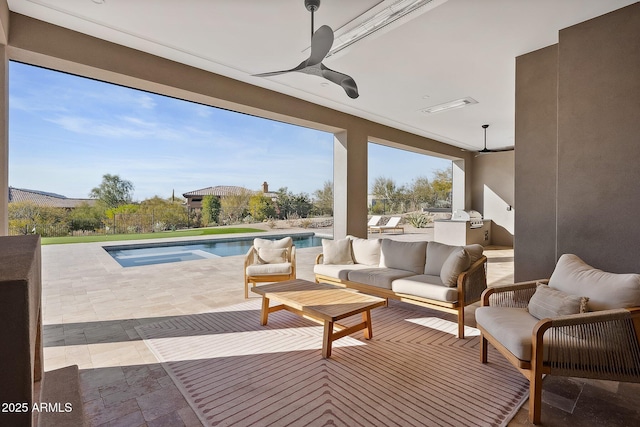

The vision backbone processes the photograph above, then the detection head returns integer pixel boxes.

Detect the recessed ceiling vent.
[420,97,478,114]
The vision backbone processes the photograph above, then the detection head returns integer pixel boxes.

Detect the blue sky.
[9,62,450,201]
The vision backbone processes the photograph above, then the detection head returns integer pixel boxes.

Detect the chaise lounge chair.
[369,216,404,234]
[366,215,382,233]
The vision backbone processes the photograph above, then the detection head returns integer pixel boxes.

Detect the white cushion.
[527,283,588,319]
[392,275,458,302]
[463,244,484,265]
[322,238,353,265]
[246,263,291,276]
[549,254,640,311]
[440,248,471,287]
[379,239,427,275]
[253,237,292,250]
[257,247,288,264]
[347,235,381,265]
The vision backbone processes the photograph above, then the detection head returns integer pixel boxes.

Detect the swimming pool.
[104,233,325,268]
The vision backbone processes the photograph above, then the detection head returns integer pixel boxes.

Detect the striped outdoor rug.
[137,299,528,427]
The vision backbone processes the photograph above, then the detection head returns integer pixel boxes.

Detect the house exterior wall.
[515,3,640,279]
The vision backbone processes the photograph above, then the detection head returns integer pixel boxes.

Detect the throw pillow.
[253,236,292,250]
[440,248,471,287]
[257,247,288,264]
[425,241,460,275]
[347,235,381,265]
[322,238,354,265]
[527,283,588,320]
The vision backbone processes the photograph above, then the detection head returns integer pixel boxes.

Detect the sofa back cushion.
[425,242,459,275]
[379,239,427,275]
[321,238,354,265]
[463,244,484,265]
[347,235,381,266]
[548,254,640,311]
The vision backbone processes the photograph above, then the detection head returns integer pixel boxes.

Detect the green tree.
[8,201,69,236]
[89,174,134,210]
[371,177,407,213]
[69,202,104,231]
[409,176,433,210]
[248,194,276,221]
[313,180,333,216]
[201,195,222,226]
[220,189,252,224]
[139,196,188,231]
[430,166,453,207]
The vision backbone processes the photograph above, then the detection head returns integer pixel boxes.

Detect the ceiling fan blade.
[320,64,359,99]
[253,60,307,77]
[307,25,334,66]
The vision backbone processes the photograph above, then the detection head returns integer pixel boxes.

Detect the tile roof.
[8,187,96,208]
[182,186,255,197]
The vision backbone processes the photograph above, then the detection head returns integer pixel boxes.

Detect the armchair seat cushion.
[246,263,292,276]
[392,275,458,302]
[347,268,415,290]
[476,306,540,361]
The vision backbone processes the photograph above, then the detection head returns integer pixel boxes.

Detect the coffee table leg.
[260,296,270,326]
[322,321,334,358]
[362,310,373,339]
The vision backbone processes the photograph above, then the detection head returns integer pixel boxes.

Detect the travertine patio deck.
[40,229,639,426]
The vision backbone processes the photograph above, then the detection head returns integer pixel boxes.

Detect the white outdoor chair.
[369,216,404,234]
[244,237,296,298]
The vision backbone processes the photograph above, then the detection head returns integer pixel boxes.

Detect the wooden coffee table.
[251,279,386,358]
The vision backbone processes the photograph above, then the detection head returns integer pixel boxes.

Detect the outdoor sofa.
[314,236,488,338]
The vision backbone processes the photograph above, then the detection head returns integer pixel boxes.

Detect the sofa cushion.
[246,263,291,276]
[347,235,381,266]
[425,241,460,275]
[254,236,292,249]
[527,283,588,320]
[464,244,484,265]
[476,307,540,361]
[392,275,458,302]
[548,254,640,311]
[313,263,373,281]
[440,248,471,287]
[379,239,427,275]
[257,247,288,264]
[347,268,414,290]
[321,238,353,265]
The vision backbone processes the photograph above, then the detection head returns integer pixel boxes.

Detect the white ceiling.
[7,0,636,151]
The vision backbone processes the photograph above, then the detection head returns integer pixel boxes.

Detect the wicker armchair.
[476,255,640,424]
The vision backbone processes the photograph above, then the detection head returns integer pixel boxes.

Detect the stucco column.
[333,129,368,239]
[0,45,8,236]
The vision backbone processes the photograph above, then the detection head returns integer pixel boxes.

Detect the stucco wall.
[515,3,640,280]
[471,151,514,247]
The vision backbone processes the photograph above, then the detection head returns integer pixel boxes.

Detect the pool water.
[104,233,324,268]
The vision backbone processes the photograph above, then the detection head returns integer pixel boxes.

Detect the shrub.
[405,212,434,228]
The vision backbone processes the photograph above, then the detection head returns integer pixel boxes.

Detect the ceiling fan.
[476,124,514,154]
[253,0,359,99]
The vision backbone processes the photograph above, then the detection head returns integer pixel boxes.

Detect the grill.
[451,210,484,228]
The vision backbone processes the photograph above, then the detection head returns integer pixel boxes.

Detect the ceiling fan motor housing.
[305,0,321,12]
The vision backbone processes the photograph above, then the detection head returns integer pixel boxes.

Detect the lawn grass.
[41,227,266,245]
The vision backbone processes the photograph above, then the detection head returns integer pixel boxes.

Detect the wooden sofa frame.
[479,280,640,424]
[315,254,488,338]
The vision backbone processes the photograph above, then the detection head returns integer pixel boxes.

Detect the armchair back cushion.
[379,239,427,275]
[549,254,640,311]
[257,248,288,264]
[348,236,381,266]
[254,237,292,250]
